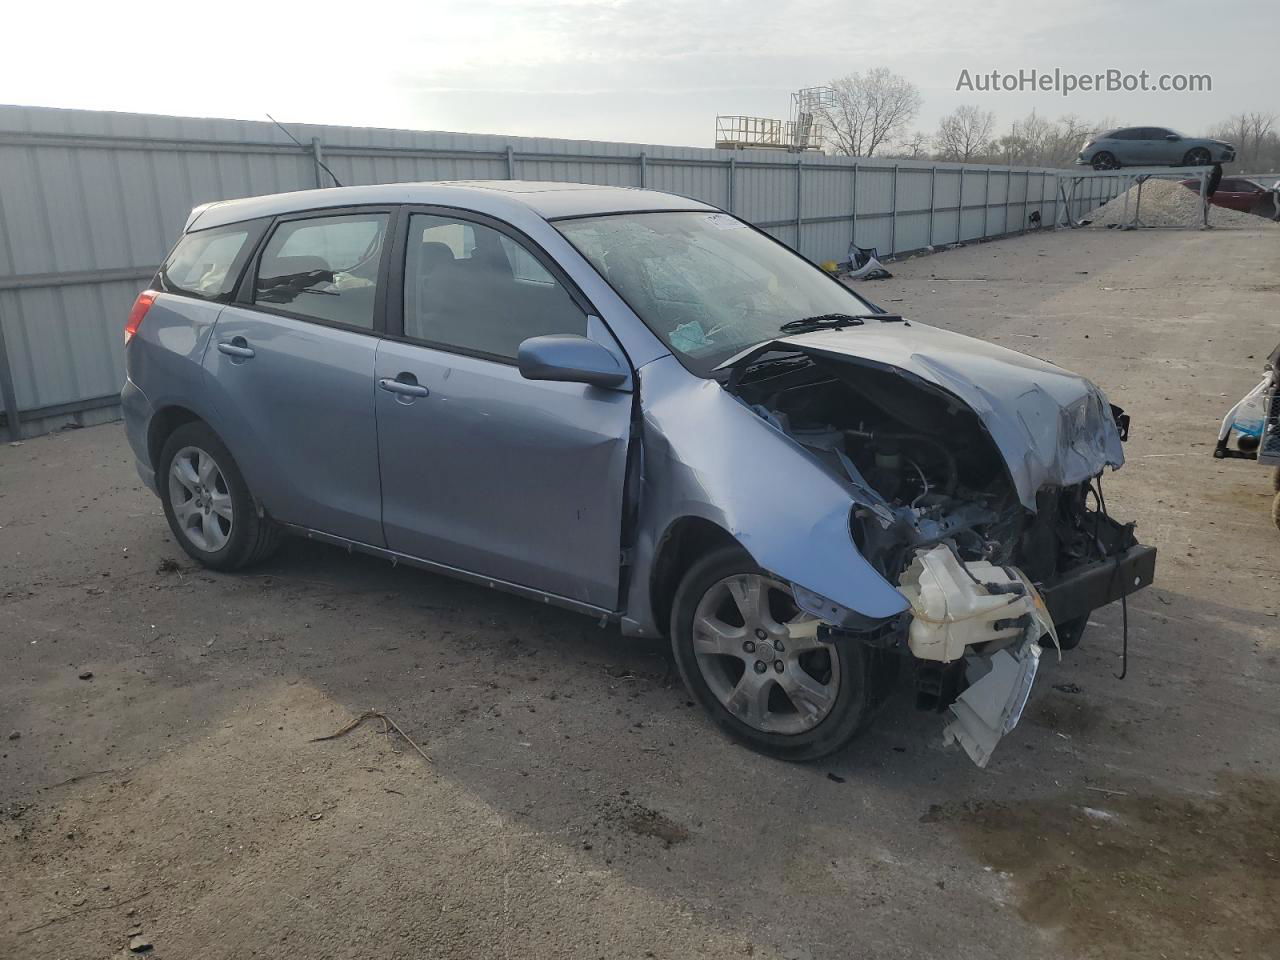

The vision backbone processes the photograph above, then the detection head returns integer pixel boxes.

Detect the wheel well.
[649,517,741,635]
[147,406,202,471]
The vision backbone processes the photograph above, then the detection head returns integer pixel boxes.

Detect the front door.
[204,209,394,545]
[374,211,632,610]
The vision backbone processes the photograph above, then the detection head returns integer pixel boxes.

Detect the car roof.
[186,180,718,231]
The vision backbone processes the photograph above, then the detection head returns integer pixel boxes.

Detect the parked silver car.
[1076,126,1235,169]
[121,182,1155,764]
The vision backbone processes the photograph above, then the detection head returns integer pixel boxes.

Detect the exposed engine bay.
[724,348,1154,765]
[727,351,1133,579]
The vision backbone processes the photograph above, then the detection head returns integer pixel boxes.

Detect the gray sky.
[4,0,1275,146]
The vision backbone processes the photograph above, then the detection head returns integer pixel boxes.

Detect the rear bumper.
[1040,544,1157,625]
[120,377,157,495]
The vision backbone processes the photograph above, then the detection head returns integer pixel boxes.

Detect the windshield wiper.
[778,312,903,333]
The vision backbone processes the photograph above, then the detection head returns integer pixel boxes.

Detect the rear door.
[1107,128,1141,164]
[203,207,395,545]
[1129,128,1163,164]
[374,209,633,610]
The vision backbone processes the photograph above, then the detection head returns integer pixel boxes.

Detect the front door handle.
[379,376,430,399]
[217,337,255,359]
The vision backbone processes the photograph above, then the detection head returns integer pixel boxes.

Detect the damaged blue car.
[121,182,1156,765]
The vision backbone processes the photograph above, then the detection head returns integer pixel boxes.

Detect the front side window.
[159,224,252,299]
[254,213,388,329]
[557,211,875,375]
[403,213,585,359]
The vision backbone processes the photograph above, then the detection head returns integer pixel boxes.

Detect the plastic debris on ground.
[837,243,892,280]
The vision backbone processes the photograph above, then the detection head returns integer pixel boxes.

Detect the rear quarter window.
[159,223,258,299]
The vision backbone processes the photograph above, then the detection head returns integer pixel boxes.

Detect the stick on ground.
[311,710,432,764]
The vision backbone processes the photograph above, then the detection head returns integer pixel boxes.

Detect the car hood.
[718,321,1125,510]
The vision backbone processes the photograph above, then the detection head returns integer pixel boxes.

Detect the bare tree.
[987,112,1111,168]
[934,105,995,163]
[820,68,922,157]
[883,131,931,159]
[1212,112,1277,167]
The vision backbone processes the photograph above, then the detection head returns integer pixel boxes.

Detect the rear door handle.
[379,376,430,398]
[217,338,255,359]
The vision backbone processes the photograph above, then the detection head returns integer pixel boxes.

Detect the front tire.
[158,421,282,571]
[1091,151,1119,170]
[669,546,881,761]
[1183,148,1211,166]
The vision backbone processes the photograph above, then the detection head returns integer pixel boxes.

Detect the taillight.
[125,290,158,345]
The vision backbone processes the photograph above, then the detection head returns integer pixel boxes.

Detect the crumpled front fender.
[620,356,908,637]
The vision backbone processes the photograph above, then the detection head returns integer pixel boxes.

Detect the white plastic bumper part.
[898,544,1059,767]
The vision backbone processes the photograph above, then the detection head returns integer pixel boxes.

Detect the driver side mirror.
[518,334,629,389]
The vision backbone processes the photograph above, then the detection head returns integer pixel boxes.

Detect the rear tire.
[669,545,883,761]
[158,421,282,571]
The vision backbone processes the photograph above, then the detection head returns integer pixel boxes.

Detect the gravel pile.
[1084,178,1275,228]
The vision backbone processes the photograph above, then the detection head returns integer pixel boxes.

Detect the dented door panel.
[375,338,632,610]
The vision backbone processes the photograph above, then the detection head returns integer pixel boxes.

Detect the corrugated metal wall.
[0,104,1124,438]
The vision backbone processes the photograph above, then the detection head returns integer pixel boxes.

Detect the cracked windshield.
[558,211,874,372]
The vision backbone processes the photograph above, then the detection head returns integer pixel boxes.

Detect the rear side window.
[254,213,389,330]
[159,224,253,299]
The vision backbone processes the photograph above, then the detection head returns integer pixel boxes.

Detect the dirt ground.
[3,225,1279,960]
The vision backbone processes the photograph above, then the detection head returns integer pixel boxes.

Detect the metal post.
[890,164,899,255]
[1198,167,1208,227]
[1021,170,1030,233]
[639,151,647,188]
[310,137,325,189]
[727,157,736,213]
[794,156,803,256]
[850,161,859,246]
[927,166,937,247]
[982,167,991,237]
[506,145,515,180]
[1057,179,1073,227]
[0,310,21,441]
[959,168,965,240]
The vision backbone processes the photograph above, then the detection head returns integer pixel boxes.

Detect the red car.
[1180,176,1278,214]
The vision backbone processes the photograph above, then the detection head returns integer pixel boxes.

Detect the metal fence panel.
[0,104,1122,438]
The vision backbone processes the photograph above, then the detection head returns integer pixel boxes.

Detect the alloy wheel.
[168,445,233,552]
[690,573,839,735]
